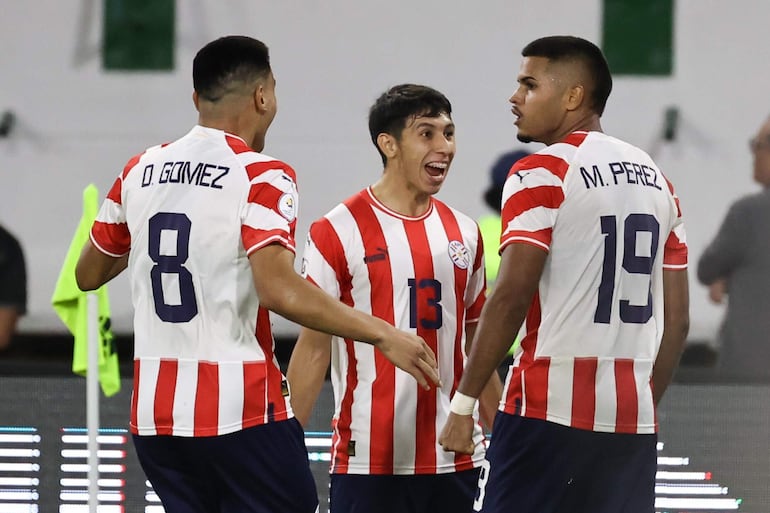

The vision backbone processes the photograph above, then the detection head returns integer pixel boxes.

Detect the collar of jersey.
[364,187,434,221]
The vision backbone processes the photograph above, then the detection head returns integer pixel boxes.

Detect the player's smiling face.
[391,113,455,197]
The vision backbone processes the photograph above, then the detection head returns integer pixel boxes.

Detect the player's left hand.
[438,412,475,455]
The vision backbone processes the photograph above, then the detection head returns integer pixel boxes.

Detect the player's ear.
[253,83,267,113]
[192,90,200,110]
[377,133,398,160]
[565,83,585,112]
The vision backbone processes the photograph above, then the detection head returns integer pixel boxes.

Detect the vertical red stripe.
[571,358,598,430]
[310,218,354,295]
[194,362,220,436]
[517,293,550,419]
[403,217,438,471]
[130,360,140,433]
[504,291,542,414]
[243,362,267,425]
[345,193,395,473]
[522,358,550,420]
[254,306,284,422]
[434,203,469,391]
[614,359,638,433]
[255,306,272,348]
[154,360,178,435]
[332,339,359,474]
[255,306,288,422]
[309,215,359,473]
[434,202,474,471]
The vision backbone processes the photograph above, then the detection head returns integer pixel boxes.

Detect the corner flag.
[52,184,121,397]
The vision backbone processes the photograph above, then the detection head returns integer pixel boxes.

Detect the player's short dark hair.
[193,36,272,102]
[522,35,612,116]
[368,84,453,165]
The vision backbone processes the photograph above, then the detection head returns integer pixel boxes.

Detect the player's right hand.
[377,328,440,390]
[438,412,476,455]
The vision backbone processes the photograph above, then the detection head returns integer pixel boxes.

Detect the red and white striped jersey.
[301,188,487,475]
[498,131,688,434]
[90,125,299,437]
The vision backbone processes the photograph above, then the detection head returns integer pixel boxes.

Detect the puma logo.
[514,170,531,182]
[363,247,388,264]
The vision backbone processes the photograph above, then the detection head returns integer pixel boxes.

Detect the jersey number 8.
[148,212,199,323]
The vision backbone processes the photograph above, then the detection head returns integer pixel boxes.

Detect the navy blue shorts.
[132,418,318,513]
[476,412,656,513]
[330,468,481,513]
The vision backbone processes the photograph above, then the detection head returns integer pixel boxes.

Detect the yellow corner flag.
[52,184,121,397]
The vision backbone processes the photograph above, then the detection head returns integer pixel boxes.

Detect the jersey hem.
[502,410,657,435]
[330,457,485,476]
[130,412,292,437]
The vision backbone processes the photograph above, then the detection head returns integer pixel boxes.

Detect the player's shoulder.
[120,144,165,179]
[244,153,297,184]
[223,140,297,182]
[321,189,368,223]
[191,126,297,183]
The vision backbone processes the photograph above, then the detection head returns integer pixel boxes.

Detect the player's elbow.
[75,267,100,291]
[257,283,297,317]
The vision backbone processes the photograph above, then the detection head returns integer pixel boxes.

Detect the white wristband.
[449,392,477,416]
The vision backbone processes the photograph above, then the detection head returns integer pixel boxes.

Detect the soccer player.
[74,36,439,513]
[286,83,503,513]
[439,36,690,513]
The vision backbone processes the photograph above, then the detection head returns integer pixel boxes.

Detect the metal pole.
[86,293,100,513]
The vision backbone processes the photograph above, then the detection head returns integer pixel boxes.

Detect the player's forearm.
[252,246,390,345]
[271,279,390,345]
[652,317,689,402]
[652,270,690,405]
[458,244,542,399]
[464,323,502,429]
[477,372,503,430]
[458,292,525,398]
[286,329,331,426]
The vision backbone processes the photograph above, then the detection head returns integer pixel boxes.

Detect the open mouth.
[425,162,448,178]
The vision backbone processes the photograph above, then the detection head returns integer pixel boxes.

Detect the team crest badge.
[278,192,297,221]
[447,240,470,269]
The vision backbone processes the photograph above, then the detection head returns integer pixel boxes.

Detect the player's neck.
[197,111,262,150]
[544,114,602,146]
[370,176,432,218]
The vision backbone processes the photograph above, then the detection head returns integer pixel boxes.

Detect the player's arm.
[286,327,332,427]
[464,322,502,432]
[249,244,440,390]
[440,243,546,454]
[75,241,129,291]
[651,268,689,405]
